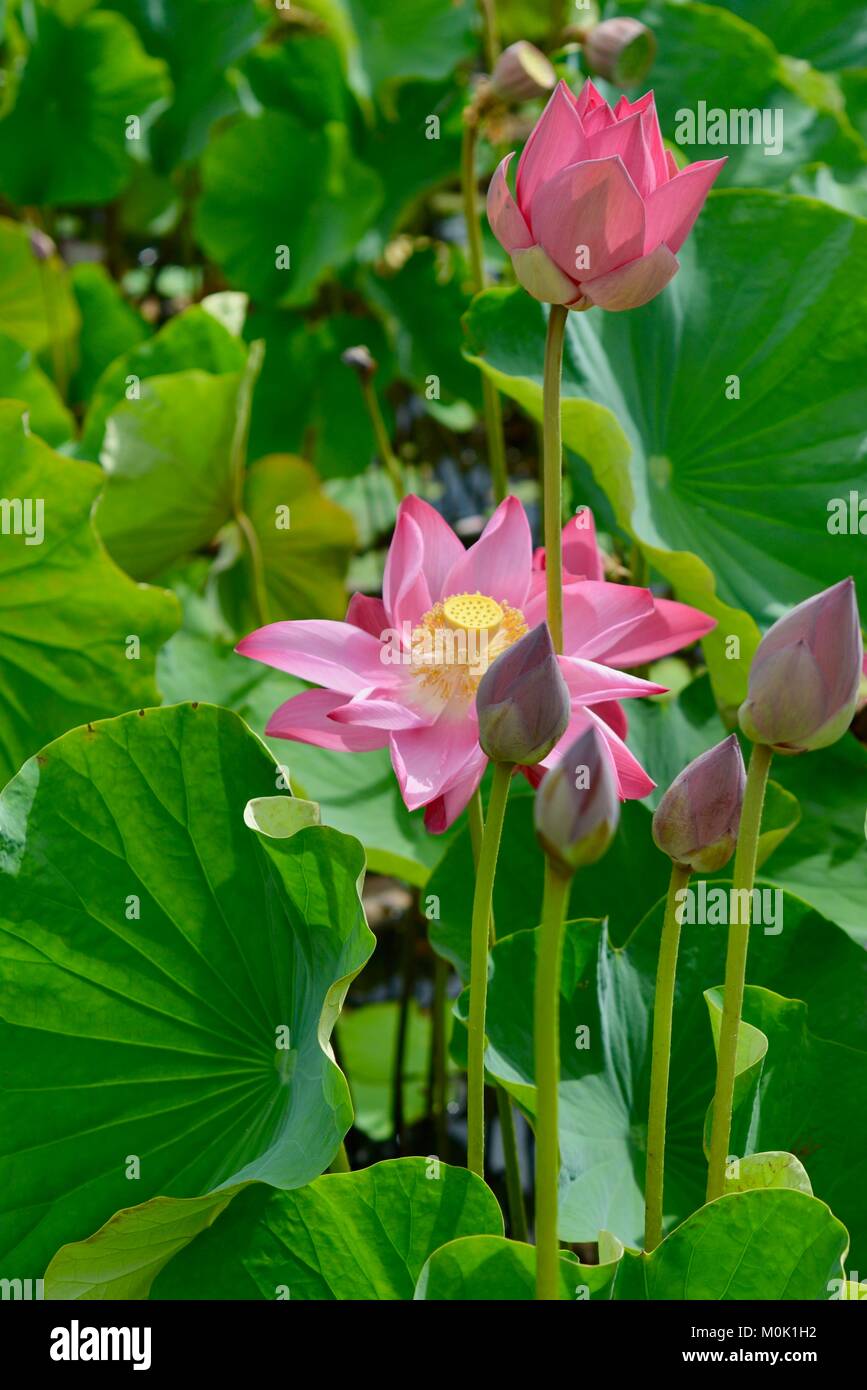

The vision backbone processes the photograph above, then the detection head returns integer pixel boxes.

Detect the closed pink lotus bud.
[534,725,620,873]
[583,18,657,88]
[476,622,570,764]
[738,579,863,753]
[487,79,725,311]
[652,735,745,873]
[490,41,557,104]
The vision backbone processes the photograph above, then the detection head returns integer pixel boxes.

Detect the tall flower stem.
[705,740,773,1200]
[542,304,568,653]
[361,377,405,503]
[534,855,572,1300]
[467,788,528,1238]
[644,861,692,1251]
[461,105,509,504]
[467,763,512,1176]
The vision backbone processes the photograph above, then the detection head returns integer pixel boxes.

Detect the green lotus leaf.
[415,1232,623,1301]
[0,402,179,787]
[614,1190,847,1299]
[0,217,80,355]
[0,4,169,205]
[0,703,375,1279]
[68,263,149,407]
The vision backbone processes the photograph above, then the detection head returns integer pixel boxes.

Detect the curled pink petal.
[558,655,666,705]
[383,505,432,636]
[562,507,604,581]
[525,579,655,659]
[644,158,727,255]
[487,153,534,255]
[390,708,484,811]
[397,494,466,602]
[580,242,679,312]
[328,688,431,731]
[516,81,589,218]
[586,706,656,798]
[530,155,645,283]
[266,688,389,751]
[587,111,655,200]
[423,748,488,833]
[601,596,716,668]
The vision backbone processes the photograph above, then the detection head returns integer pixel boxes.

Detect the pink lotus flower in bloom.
[237,496,715,832]
[487,78,726,311]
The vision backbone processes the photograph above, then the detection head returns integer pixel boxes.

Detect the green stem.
[705,740,774,1200]
[362,378,405,503]
[534,857,572,1300]
[467,788,528,1237]
[477,0,499,71]
[429,953,449,1160]
[461,108,509,504]
[644,861,692,1251]
[329,1141,351,1173]
[496,1083,528,1242]
[467,762,512,1177]
[542,304,568,653]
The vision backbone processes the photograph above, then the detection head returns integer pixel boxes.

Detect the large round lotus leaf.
[0,403,179,788]
[0,703,374,1279]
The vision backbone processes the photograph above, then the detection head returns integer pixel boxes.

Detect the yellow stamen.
[411,593,527,706]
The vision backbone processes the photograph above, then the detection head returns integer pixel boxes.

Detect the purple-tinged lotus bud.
[28,227,57,262]
[476,622,570,765]
[652,735,745,873]
[738,578,863,754]
[341,344,378,382]
[490,41,558,104]
[583,18,657,88]
[534,725,620,873]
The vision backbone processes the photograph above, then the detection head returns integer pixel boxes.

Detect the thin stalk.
[329,1142,351,1173]
[705,741,774,1200]
[534,857,572,1300]
[542,304,568,652]
[466,762,512,1176]
[644,861,692,1251]
[361,378,405,503]
[429,953,449,1159]
[392,906,418,1150]
[496,1084,528,1242]
[467,788,528,1238]
[460,107,509,503]
[477,0,499,71]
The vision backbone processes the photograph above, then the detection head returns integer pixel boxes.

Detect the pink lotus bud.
[487,79,725,311]
[534,725,620,873]
[490,41,557,104]
[652,735,745,873]
[738,579,863,753]
[476,623,570,765]
[583,18,657,88]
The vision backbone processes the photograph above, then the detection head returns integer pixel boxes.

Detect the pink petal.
[562,506,604,581]
[382,506,432,637]
[525,579,655,660]
[580,243,679,312]
[587,111,654,200]
[516,82,589,221]
[530,156,645,283]
[236,620,394,695]
[614,91,667,188]
[398,494,466,603]
[423,749,488,833]
[586,706,656,798]
[328,687,431,731]
[558,655,666,704]
[346,592,388,638]
[592,698,629,741]
[644,158,727,255]
[266,688,388,752]
[487,153,534,256]
[574,79,609,121]
[442,495,532,610]
[600,596,716,668]
[390,707,483,812]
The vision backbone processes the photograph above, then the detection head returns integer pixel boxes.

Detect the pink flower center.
[410,591,528,705]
